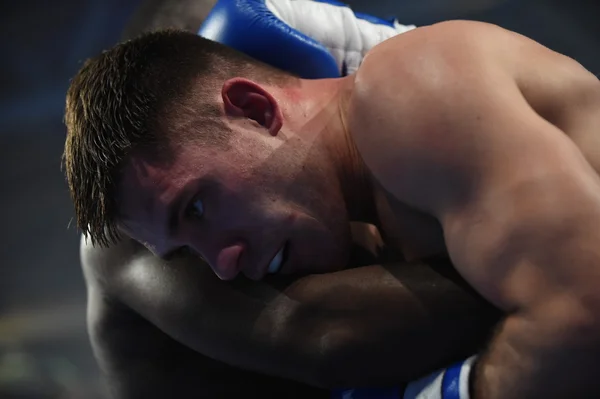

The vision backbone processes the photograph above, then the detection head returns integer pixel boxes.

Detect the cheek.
[214,182,277,227]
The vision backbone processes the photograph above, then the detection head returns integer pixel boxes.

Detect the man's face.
[117,120,352,280]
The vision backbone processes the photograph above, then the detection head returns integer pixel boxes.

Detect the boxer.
[64,0,528,399]
[70,1,498,398]
[65,0,600,394]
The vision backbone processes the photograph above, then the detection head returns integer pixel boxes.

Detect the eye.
[188,198,205,220]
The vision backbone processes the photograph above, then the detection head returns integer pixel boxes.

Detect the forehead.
[117,145,206,224]
[118,145,211,210]
[120,154,187,197]
[115,154,181,244]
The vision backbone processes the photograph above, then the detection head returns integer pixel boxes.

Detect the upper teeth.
[268,246,284,274]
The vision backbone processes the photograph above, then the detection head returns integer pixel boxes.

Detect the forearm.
[109,252,498,389]
[97,229,498,389]
[471,304,600,399]
[276,258,499,388]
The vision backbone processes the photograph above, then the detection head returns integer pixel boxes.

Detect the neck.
[279,77,378,224]
[336,125,379,225]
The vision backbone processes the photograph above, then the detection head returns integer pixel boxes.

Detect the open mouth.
[267,241,289,275]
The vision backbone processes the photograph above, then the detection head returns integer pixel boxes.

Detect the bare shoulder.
[353,20,528,97]
[347,20,583,214]
[353,19,596,104]
[80,234,146,291]
[349,20,520,135]
[348,21,512,209]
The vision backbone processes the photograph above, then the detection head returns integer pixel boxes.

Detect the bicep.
[435,97,600,311]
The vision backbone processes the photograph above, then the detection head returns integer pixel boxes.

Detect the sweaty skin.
[84,227,497,396]
[99,21,600,398]
[348,21,600,398]
[82,2,500,396]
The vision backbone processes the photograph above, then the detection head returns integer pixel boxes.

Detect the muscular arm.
[83,236,497,390]
[103,1,495,394]
[355,21,600,398]
[86,282,326,399]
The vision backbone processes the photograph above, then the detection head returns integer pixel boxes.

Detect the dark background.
[1,0,599,397]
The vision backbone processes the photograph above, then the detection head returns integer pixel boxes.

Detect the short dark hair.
[63,29,291,247]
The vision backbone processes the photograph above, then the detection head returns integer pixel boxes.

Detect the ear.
[221,78,283,136]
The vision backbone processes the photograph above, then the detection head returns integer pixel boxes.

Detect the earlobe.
[221,78,283,136]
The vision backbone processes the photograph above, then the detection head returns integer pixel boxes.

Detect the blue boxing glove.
[198,0,415,78]
[332,356,478,399]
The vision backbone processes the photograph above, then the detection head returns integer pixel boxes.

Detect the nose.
[213,243,245,280]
